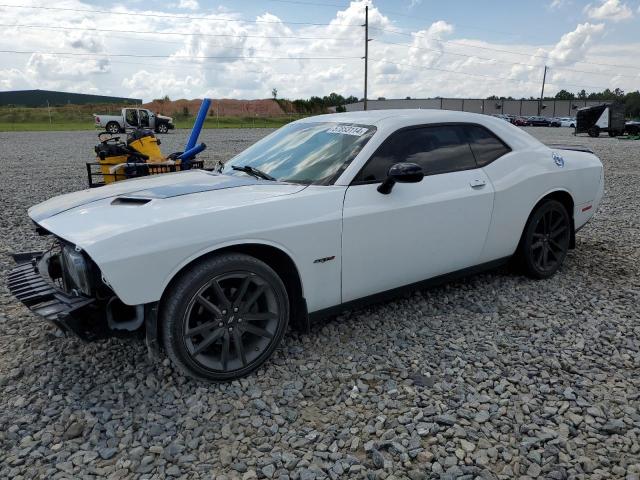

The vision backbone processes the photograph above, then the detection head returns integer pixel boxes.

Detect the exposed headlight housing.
[61,245,93,296]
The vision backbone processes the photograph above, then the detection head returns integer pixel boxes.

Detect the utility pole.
[538,65,548,116]
[362,5,370,111]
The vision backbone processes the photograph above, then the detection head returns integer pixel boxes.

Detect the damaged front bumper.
[8,251,161,355]
[8,251,102,339]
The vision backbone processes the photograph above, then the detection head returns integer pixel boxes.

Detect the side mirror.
[377,162,424,194]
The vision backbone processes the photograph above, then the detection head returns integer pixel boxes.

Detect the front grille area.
[8,253,94,328]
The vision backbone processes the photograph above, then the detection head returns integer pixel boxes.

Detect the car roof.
[296,108,542,151]
[297,109,509,127]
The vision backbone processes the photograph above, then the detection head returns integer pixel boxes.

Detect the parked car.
[94,108,175,134]
[625,120,640,135]
[550,118,562,127]
[513,117,530,126]
[491,114,511,122]
[576,103,625,137]
[560,117,576,128]
[9,110,604,381]
[527,116,552,127]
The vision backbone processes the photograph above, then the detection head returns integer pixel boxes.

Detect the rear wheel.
[588,126,600,137]
[106,122,120,134]
[161,253,289,381]
[520,200,571,279]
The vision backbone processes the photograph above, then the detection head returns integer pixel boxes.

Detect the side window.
[139,109,150,127]
[356,125,477,183]
[125,109,139,126]
[464,125,511,167]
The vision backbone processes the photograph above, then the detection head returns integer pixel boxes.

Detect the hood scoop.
[111,197,151,206]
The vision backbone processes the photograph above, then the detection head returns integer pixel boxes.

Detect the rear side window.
[355,125,477,182]
[463,125,511,167]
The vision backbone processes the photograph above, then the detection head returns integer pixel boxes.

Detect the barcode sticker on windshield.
[326,125,369,136]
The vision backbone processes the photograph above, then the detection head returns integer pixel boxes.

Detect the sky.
[0,0,639,102]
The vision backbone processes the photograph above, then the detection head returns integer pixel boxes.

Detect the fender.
[158,238,307,299]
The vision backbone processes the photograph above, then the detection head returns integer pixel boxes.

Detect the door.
[341,124,495,303]
[124,109,139,128]
[139,109,150,128]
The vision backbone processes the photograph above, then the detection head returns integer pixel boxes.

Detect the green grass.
[0,105,306,132]
[0,121,91,132]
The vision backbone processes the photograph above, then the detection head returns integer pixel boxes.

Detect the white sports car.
[9,110,604,381]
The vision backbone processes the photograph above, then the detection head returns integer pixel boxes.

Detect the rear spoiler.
[546,144,594,154]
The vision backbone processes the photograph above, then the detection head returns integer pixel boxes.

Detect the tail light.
[95,116,100,123]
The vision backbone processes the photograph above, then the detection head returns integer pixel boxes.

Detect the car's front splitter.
[7,252,104,340]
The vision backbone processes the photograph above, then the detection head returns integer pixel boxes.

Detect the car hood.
[29,170,302,223]
[157,114,173,122]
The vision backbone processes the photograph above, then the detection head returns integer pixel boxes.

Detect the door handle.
[470,179,487,189]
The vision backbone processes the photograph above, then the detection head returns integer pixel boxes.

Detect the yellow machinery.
[87,99,209,187]
[87,130,204,187]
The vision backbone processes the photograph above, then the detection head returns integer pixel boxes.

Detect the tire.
[156,123,169,134]
[570,124,575,128]
[106,122,120,134]
[161,253,289,381]
[588,126,600,137]
[519,199,571,279]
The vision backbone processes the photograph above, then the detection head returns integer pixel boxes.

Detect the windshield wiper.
[231,165,276,181]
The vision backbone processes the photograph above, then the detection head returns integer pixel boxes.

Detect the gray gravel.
[1,126,639,479]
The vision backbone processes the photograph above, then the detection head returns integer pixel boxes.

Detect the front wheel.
[520,199,571,279]
[161,253,289,381]
[156,123,169,134]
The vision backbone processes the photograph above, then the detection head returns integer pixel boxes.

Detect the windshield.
[220,122,376,185]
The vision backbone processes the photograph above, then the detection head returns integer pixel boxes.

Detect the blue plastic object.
[178,143,206,161]
[185,98,211,152]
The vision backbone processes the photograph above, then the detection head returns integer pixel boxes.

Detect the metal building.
[345,98,610,118]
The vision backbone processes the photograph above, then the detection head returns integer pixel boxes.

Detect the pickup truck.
[94,108,175,134]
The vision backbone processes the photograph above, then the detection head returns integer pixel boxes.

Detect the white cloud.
[0,0,637,101]
[178,0,199,10]
[547,22,605,66]
[549,0,568,9]
[585,0,633,21]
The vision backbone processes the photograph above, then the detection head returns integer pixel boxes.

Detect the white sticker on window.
[326,125,369,136]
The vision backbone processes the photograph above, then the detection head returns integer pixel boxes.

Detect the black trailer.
[576,103,626,137]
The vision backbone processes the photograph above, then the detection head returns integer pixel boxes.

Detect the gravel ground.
[0,127,639,480]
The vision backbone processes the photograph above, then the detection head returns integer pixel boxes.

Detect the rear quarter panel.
[480,146,603,262]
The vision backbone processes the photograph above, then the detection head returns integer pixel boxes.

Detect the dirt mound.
[143,98,286,117]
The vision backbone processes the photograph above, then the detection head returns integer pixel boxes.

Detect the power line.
[265,0,545,42]
[267,0,350,7]
[0,3,360,27]
[0,49,360,61]
[5,22,632,79]
[374,39,640,79]
[0,23,349,41]
[370,26,640,72]
[57,55,325,78]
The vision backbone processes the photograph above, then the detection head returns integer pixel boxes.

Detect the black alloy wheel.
[161,253,289,381]
[521,199,571,279]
